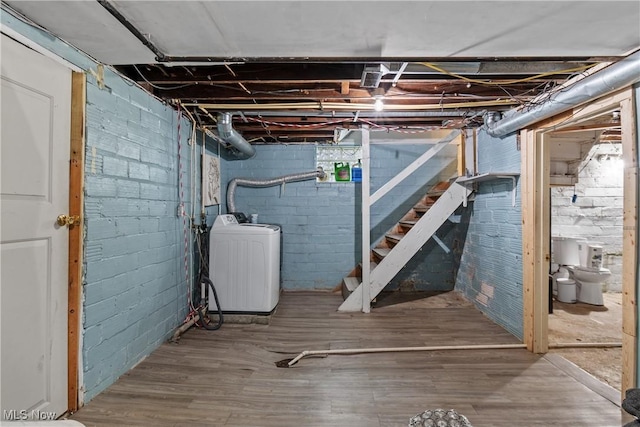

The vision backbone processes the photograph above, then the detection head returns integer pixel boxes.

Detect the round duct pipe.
[487,50,640,137]
[217,112,256,160]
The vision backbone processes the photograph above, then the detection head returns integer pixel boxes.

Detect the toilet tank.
[552,237,583,266]
[580,244,603,269]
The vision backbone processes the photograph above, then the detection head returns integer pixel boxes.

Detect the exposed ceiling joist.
[4,0,639,143]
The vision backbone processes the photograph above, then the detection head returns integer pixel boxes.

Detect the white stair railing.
[339,181,471,312]
[343,128,462,313]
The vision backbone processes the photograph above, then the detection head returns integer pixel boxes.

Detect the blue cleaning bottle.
[352,159,362,182]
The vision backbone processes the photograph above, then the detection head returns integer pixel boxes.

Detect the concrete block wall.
[220,142,458,291]
[455,130,523,339]
[83,77,194,401]
[1,13,195,402]
[551,143,623,291]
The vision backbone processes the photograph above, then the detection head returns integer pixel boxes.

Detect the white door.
[1,34,71,418]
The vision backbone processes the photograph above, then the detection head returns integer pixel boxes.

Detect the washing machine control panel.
[213,214,239,227]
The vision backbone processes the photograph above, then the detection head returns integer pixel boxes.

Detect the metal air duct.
[227,169,326,213]
[217,112,256,160]
[487,50,640,137]
[360,64,391,88]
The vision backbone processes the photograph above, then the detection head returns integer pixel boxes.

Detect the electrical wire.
[133,64,194,90]
[358,119,444,133]
[420,62,598,86]
[177,105,194,318]
[246,117,347,128]
[246,116,460,134]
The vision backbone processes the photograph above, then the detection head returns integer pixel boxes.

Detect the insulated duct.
[217,112,256,160]
[487,50,640,137]
[227,169,326,213]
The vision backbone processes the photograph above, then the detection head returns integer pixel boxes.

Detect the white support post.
[361,126,371,313]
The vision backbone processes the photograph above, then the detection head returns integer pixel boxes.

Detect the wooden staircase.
[338,179,471,312]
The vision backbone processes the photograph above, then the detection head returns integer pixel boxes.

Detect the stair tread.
[385,233,404,242]
[342,276,361,291]
[372,248,390,258]
[413,203,434,212]
[426,189,447,197]
[340,179,468,311]
[359,261,378,270]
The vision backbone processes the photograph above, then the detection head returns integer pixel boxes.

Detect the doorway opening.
[546,107,625,391]
[522,88,637,398]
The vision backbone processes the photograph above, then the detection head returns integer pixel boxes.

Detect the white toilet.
[551,237,610,306]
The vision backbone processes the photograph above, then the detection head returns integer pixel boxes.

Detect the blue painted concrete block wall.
[221,143,458,290]
[83,78,194,400]
[1,13,195,402]
[455,130,523,339]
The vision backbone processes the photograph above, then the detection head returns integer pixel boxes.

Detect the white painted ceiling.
[5,1,640,65]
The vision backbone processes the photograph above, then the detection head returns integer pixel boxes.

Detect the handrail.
[369,129,461,205]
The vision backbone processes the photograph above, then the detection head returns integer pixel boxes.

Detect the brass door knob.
[57,214,81,227]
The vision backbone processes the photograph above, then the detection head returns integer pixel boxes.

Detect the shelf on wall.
[457,172,520,207]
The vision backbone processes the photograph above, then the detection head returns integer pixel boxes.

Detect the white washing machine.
[209,214,281,313]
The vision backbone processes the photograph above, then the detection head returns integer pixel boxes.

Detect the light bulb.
[374,98,384,112]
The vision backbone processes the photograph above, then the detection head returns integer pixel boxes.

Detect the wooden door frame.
[522,88,638,396]
[68,72,86,412]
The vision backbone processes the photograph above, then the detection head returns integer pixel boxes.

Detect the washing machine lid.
[211,223,280,235]
[239,223,280,233]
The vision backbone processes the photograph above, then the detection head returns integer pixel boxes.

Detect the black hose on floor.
[198,276,223,330]
[194,225,223,331]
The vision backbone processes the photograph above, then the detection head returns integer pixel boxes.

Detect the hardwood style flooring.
[71,291,628,426]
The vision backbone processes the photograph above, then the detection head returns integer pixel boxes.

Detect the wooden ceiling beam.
[231,116,451,124]
[551,123,622,133]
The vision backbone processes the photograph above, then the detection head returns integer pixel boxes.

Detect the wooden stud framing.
[523,89,637,394]
[521,129,534,351]
[521,128,550,352]
[536,132,551,353]
[68,71,86,412]
[457,132,466,176]
[340,81,350,95]
[621,94,638,393]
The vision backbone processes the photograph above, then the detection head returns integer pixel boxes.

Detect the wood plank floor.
[71,291,628,426]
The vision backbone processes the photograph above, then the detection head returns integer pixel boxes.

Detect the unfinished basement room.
[1,1,639,426]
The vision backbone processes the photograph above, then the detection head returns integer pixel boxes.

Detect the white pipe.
[170,316,198,343]
[287,343,527,367]
[217,140,222,217]
[184,99,518,111]
[191,118,197,220]
[201,131,206,217]
[549,342,621,349]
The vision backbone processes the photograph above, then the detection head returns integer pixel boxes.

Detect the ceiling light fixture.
[371,87,386,112]
[374,97,384,112]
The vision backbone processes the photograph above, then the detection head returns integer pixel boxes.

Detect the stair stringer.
[338,181,471,312]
